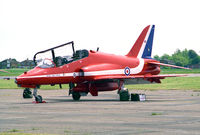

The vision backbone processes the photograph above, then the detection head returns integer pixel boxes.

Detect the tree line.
[154,49,200,68]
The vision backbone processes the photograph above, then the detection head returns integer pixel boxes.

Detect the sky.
[0,0,200,61]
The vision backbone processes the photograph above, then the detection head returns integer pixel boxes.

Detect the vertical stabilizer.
[126,25,155,59]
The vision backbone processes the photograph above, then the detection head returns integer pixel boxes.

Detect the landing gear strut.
[118,81,130,101]
[33,88,45,103]
[119,88,130,101]
[69,82,81,101]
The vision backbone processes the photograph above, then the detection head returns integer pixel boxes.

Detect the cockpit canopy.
[34,41,89,68]
[53,49,89,67]
[37,59,55,68]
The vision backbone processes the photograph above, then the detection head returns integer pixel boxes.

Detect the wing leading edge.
[91,74,186,82]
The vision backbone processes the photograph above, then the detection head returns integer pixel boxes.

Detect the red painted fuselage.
[16,51,160,88]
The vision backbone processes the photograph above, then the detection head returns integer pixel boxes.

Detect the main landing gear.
[72,91,81,101]
[118,82,130,101]
[119,88,130,101]
[69,82,82,101]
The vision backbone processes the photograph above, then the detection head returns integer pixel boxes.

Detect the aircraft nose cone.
[15,74,37,88]
[15,77,18,84]
[15,76,22,86]
[15,72,28,85]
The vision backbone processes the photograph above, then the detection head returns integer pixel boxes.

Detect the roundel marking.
[73,72,76,78]
[124,67,130,76]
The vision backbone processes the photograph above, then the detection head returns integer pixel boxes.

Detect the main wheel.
[72,92,81,101]
[35,95,43,103]
[119,90,130,101]
[23,88,33,98]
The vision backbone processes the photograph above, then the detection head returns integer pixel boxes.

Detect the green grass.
[0,128,84,135]
[0,68,28,76]
[7,129,21,133]
[0,133,54,135]
[0,128,56,135]
[0,77,199,90]
[151,112,163,116]
[0,79,69,90]
[0,79,19,89]
[126,77,200,90]
[160,68,200,74]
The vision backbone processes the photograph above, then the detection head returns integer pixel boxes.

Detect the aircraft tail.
[126,25,155,59]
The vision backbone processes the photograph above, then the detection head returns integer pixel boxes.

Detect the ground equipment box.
[131,93,146,101]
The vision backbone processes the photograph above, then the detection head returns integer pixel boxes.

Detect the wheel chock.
[32,101,47,104]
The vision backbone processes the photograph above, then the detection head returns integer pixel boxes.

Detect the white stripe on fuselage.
[84,58,144,76]
[17,59,145,79]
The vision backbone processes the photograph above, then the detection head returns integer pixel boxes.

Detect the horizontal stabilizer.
[149,62,191,70]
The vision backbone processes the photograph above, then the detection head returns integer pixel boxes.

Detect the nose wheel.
[23,88,33,98]
[33,88,46,103]
[35,95,43,103]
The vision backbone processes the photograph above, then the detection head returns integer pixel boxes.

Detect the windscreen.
[35,51,53,66]
[37,59,55,68]
[35,44,74,68]
[34,42,89,68]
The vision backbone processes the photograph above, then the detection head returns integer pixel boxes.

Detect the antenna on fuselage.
[96,47,99,52]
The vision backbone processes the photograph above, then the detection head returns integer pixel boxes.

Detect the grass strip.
[160,68,200,74]
[0,77,200,90]
[0,68,28,76]
[127,77,200,90]
[0,132,54,135]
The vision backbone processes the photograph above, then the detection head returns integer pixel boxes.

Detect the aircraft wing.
[92,74,186,81]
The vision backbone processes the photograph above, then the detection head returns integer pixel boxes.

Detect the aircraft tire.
[72,92,81,101]
[119,90,130,101]
[35,95,43,103]
[23,88,33,98]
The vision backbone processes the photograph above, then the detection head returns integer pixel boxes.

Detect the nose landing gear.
[23,88,46,103]
[33,88,46,103]
[23,88,33,98]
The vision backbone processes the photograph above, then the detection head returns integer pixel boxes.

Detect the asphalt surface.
[0,89,200,135]
[0,76,16,80]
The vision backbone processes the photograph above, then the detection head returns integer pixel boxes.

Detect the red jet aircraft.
[15,25,189,102]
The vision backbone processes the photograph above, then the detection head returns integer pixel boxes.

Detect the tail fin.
[126,25,155,59]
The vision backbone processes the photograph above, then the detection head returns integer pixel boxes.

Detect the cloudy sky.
[1,0,200,61]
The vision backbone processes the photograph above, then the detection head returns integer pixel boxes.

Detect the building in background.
[0,58,35,69]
